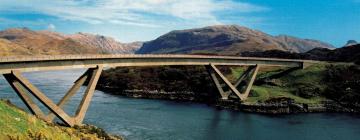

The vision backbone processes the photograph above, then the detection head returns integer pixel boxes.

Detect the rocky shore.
[97,88,357,114]
[96,63,360,115]
[218,99,357,114]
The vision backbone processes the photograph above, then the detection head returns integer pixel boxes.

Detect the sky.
[0,0,359,47]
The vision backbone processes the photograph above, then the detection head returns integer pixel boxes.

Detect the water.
[1,70,360,140]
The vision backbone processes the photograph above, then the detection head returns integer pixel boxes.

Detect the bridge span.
[0,54,310,126]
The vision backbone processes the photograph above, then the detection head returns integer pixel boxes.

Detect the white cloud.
[47,24,56,31]
[0,0,267,27]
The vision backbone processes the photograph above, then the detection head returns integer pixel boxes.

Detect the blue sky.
[0,0,359,47]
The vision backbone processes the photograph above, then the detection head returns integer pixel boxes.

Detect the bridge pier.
[3,65,103,127]
[206,64,260,101]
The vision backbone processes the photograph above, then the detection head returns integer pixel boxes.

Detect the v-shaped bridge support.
[3,65,103,127]
[206,64,259,101]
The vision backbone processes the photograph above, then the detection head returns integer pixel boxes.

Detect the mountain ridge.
[40,31,142,54]
[0,25,338,57]
[137,25,334,55]
[241,43,360,64]
[0,28,100,56]
[0,28,142,56]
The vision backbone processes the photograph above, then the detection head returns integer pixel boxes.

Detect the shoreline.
[98,88,358,114]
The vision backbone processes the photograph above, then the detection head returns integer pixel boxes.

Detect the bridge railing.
[0,54,311,63]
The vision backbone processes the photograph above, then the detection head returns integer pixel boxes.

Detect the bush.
[323,65,360,106]
[295,84,322,98]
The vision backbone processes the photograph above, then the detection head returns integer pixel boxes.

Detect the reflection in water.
[0,70,360,140]
[205,109,221,140]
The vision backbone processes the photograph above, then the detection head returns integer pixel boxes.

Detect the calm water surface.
[0,69,359,140]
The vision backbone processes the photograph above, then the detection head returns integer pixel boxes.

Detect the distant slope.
[275,35,334,53]
[241,43,360,64]
[53,32,141,54]
[0,28,100,55]
[40,31,142,54]
[0,38,31,56]
[0,28,141,56]
[137,25,334,55]
[344,40,359,47]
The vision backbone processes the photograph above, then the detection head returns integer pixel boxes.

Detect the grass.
[280,63,327,86]
[0,99,120,140]
[0,100,71,139]
[228,63,332,105]
[230,67,245,79]
[246,86,325,104]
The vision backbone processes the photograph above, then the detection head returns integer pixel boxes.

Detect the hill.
[345,40,358,47]
[0,26,336,56]
[0,99,122,139]
[0,38,30,56]
[275,35,334,53]
[0,28,100,55]
[241,44,360,64]
[54,32,142,54]
[136,25,334,55]
[0,28,141,56]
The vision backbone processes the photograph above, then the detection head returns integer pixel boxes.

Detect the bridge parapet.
[0,54,309,62]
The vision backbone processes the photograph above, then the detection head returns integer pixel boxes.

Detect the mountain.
[0,28,141,56]
[136,25,334,55]
[345,40,358,46]
[65,32,142,54]
[0,38,30,56]
[0,28,100,55]
[39,31,142,54]
[0,26,337,56]
[275,35,334,53]
[329,44,360,63]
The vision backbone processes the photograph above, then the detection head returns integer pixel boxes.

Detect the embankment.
[0,99,123,140]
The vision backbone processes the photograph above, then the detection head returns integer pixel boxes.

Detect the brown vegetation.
[137,25,334,55]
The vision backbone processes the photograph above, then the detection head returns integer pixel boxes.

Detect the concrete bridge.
[0,54,309,126]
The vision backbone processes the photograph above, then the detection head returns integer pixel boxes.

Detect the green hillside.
[242,63,359,108]
[0,99,122,140]
[242,63,327,104]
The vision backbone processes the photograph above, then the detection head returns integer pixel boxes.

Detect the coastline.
[97,88,358,115]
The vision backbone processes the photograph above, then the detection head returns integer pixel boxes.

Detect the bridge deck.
[0,54,309,74]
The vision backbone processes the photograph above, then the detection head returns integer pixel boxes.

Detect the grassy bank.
[246,86,325,104]
[0,99,122,140]
[97,62,360,112]
[242,62,359,108]
[241,63,329,104]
